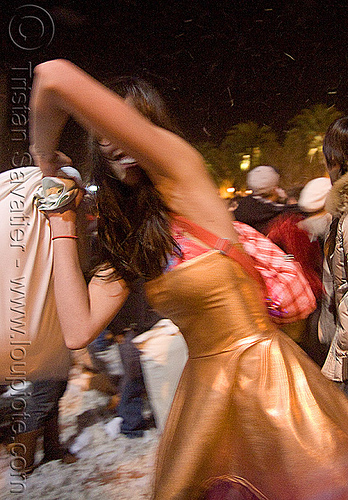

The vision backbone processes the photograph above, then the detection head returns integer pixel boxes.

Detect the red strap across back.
[172,215,267,296]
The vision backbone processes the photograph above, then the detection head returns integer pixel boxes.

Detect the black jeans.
[118,329,147,437]
[0,379,67,439]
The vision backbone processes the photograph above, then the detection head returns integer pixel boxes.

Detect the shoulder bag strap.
[172,214,267,295]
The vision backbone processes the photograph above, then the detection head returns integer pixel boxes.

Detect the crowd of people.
[1,58,348,499]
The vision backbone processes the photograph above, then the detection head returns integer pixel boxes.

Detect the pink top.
[165,223,211,271]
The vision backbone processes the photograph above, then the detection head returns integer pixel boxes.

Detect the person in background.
[87,284,159,438]
[267,177,332,366]
[297,177,332,249]
[319,117,348,396]
[234,165,297,235]
[88,280,187,436]
[0,167,81,477]
[29,59,348,500]
[297,177,332,365]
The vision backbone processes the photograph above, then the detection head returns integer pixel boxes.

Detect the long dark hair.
[88,77,181,284]
[323,116,348,175]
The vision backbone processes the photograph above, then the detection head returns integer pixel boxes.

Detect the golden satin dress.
[145,250,348,500]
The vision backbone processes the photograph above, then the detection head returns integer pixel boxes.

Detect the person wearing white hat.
[276,177,332,367]
[298,177,332,213]
[246,165,280,195]
[297,177,332,245]
[266,176,332,366]
[234,165,297,234]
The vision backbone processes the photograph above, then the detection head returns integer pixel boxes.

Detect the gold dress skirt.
[145,250,348,500]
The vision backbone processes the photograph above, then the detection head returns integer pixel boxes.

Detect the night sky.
[3,0,348,143]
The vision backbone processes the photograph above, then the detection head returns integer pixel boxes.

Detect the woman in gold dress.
[29,59,348,499]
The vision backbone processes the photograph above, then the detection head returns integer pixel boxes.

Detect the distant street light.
[240,154,250,171]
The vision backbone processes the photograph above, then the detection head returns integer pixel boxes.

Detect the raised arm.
[30,59,238,240]
[30,59,200,182]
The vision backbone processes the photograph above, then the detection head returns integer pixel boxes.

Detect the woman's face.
[98,138,145,186]
[98,95,148,186]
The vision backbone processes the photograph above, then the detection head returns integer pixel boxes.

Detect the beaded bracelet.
[51,235,78,241]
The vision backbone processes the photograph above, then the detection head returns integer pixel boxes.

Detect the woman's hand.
[43,186,85,223]
[30,146,73,177]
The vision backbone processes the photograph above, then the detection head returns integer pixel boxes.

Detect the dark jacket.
[108,279,161,337]
[234,194,297,235]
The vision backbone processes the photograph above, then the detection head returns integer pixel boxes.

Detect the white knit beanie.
[247,166,280,195]
[298,177,332,213]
